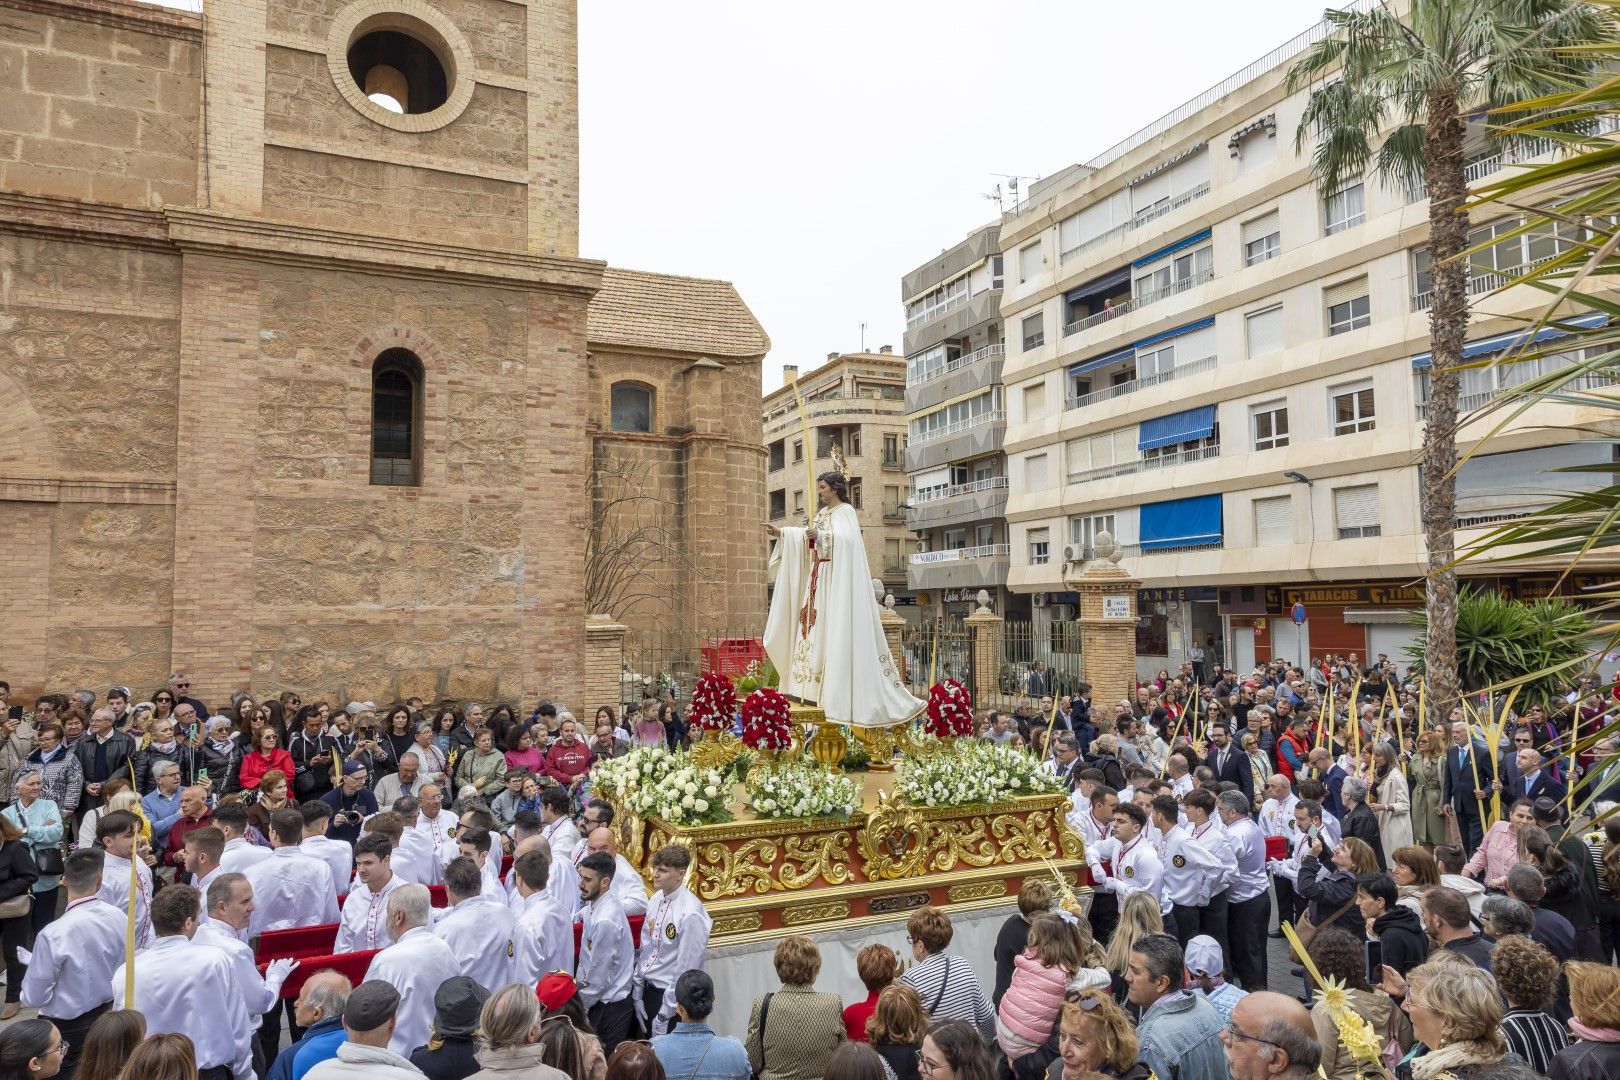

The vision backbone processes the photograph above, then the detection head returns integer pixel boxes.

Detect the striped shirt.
[899,952,994,1040]
[1500,1008,1569,1076]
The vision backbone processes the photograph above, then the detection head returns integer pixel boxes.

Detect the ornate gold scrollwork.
[695,839,779,898]
[947,880,1007,903]
[712,912,764,935]
[928,817,999,872]
[989,811,1061,863]
[781,900,851,926]
[857,793,928,881]
[779,832,853,889]
[689,728,744,771]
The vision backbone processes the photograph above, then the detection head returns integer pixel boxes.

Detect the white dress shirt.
[367,925,460,1057]
[97,852,153,951]
[113,935,254,1080]
[1087,834,1163,907]
[1170,774,1195,801]
[1260,794,1299,838]
[513,889,575,985]
[1067,805,1112,854]
[391,823,441,886]
[610,854,648,916]
[218,837,272,876]
[300,835,354,895]
[19,897,125,1019]
[1157,825,1226,911]
[419,809,461,865]
[242,847,340,936]
[1223,815,1270,903]
[635,886,711,1025]
[541,816,581,864]
[506,854,580,920]
[1187,818,1236,895]
[576,891,634,1008]
[434,893,517,992]
[195,918,277,1024]
[476,853,506,902]
[335,873,408,954]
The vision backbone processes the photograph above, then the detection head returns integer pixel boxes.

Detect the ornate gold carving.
[870,890,932,914]
[779,832,853,889]
[695,839,779,899]
[947,881,1007,903]
[857,794,928,881]
[689,728,744,771]
[712,912,764,935]
[781,900,850,926]
[988,811,1062,863]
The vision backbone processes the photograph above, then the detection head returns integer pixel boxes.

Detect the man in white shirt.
[384,799,441,886]
[583,827,649,916]
[434,856,517,992]
[454,826,507,902]
[112,883,255,1080]
[183,825,227,922]
[577,851,636,1055]
[1183,788,1236,947]
[336,833,408,953]
[300,802,354,895]
[213,802,272,876]
[413,783,459,865]
[1085,801,1163,911]
[366,883,459,1057]
[19,848,126,1079]
[1150,796,1226,937]
[634,843,711,1037]
[304,979,424,1080]
[539,786,582,863]
[507,831,579,920]
[1067,785,1120,942]
[1258,773,1301,934]
[1167,753,1195,802]
[511,846,574,985]
[93,810,152,951]
[1218,789,1273,993]
[196,873,300,1076]
[243,807,340,936]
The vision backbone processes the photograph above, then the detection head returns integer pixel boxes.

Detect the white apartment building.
[997,8,1620,677]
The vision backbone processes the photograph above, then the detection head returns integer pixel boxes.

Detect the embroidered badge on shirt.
[1172,854,1186,868]
[665,923,676,940]
[507,940,515,957]
[1124,866,1135,878]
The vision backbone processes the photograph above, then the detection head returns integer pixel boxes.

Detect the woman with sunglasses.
[148,691,175,723]
[1051,989,1147,1080]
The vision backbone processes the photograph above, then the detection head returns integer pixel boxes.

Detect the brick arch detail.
[349,325,449,375]
[0,365,57,478]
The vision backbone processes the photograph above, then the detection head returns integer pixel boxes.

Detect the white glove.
[264,957,300,996]
[633,991,648,1029]
[15,946,30,966]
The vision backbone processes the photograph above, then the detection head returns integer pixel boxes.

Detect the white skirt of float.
[702,901,1017,1037]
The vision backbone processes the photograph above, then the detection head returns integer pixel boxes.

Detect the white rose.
[694,798,709,812]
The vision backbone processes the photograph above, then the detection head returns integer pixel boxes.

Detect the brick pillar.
[1068,553,1141,704]
[964,601,1003,706]
[879,596,908,683]
[584,614,629,714]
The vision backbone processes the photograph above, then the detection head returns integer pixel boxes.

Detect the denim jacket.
[1137,991,1230,1080]
[652,1022,753,1080]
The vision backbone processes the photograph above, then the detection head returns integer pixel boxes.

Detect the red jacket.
[543,741,593,786]
[164,810,213,870]
[239,748,295,791]
[1275,730,1310,781]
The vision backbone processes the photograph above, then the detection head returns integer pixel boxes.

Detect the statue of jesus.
[764,470,924,728]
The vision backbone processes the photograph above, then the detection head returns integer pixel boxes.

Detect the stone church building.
[0,0,768,705]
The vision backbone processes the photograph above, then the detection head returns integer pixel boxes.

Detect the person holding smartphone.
[0,691,37,810]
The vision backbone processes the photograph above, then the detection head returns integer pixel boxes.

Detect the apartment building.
[763,351,917,620]
[901,222,1028,620]
[997,9,1620,677]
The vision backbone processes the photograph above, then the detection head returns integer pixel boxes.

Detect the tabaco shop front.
[1220,575,1614,674]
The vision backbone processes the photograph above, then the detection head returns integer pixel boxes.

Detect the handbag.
[16,805,64,876]
[0,893,30,919]
[1291,893,1359,963]
[750,991,774,1080]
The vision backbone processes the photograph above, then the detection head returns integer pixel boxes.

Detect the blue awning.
[1069,348,1134,378]
[1132,229,1213,269]
[1064,266,1130,304]
[1138,493,1223,551]
[1411,312,1607,370]
[1134,316,1216,352]
[1138,405,1216,451]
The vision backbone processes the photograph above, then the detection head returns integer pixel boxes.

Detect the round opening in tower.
[347,28,450,115]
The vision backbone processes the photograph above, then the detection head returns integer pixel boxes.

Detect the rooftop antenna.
[860,321,867,352]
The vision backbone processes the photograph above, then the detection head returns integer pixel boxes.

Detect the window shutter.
[1253,496,1293,546]
[1241,211,1279,246]
[1167,149,1210,197]
[1025,453,1050,489]
[1324,277,1368,309]
[1334,485,1380,530]
[1020,243,1042,281]
[1246,306,1284,356]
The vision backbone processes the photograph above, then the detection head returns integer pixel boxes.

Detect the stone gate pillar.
[964,592,1003,706]
[1067,537,1141,704]
[879,594,908,683]
[584,614,629,713]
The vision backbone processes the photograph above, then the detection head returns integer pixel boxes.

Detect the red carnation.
[740,687,793,750]
[690,672,737,733]
[924,679,973,738]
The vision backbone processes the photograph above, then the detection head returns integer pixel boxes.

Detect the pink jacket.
[998,950,1071,1049]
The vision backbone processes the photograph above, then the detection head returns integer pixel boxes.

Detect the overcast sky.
[155,0,1328,387]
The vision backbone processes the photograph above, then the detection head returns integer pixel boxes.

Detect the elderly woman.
[898,908,994,1040]
[23,723,82,817]
[1463,798,1534,891]
[1240,732,1271,801]
[845,943,898,1042]
[454,727,507,799]
[1048,988,1148,1080]
[1490,935,1567,1075]
[745,935,845,1080]
[1551,961,1620,1080]
[198,715,243,795]
[1,766,63,937]
[467,982,555,1080]
[1392,960,1509,1080]
[412,722,450,788]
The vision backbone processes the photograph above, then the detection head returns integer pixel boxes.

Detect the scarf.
[209,738,234,755]
[151,740,177,754]
[1410,1040,1504,1080]
[1569,1019,1620,1043]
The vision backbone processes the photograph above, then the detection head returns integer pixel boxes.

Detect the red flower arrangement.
[740,687,793,750]
[689,672,738,733]
[924,679,974,738]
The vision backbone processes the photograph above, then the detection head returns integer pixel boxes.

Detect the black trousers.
[30,886,59,941]
[1088,892,1119,947]
[1168,903,1202,947]
[1228,892,1270,993]
[258,999,302,1068]
[640,984,668,1038]
[2,912,29,1004]
[589,997,636,1058]
[1455,810,1484,856]
[43,1000,109,1080]
[1198,891,1230,967]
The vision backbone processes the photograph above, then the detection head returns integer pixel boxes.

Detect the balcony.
[1415,371,1614,420]
[907,477,1010,531]
[1063,267,1213,338]
[1131,181,1210,228]
[882,453,904,471]
[1140,442,1220,470]
[1066,354,1215,411]
[1411,269,1515,312]
[883,561,906,577]
[905,290,1002,355]
[908,343,1004,387]
[905,289,972,331]
[907,544,1011,593]
[910,410,1006,447]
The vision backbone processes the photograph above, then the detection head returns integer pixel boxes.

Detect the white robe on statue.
[765,501,923,728]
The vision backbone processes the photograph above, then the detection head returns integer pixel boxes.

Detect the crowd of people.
[0,651,1614,1080]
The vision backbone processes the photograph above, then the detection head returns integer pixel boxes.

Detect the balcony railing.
[1068,460,1141,484]
[1140,442,1221,470]
[1411,269,1513,312]
[905,290,971,330]
[1117,540,1224,556]
[1406,120,1620,202]
[907,343,1004,387]
[1416,371,1615,419]
[882,453,904,470]
[1131,181,1210,228]
[1456,505,1545,529]
[910,543,1010,565]
[1066,299,1135,336]
[1065,354,1216,410]
[1063,266,1212,337]
[883,562,906,576]
[909,410,1006,446]
[912,476,1009,505]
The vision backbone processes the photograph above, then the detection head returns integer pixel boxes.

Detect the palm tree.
[1288,0,1610,729]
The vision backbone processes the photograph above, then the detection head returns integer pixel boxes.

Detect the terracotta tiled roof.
[587,267,770,360]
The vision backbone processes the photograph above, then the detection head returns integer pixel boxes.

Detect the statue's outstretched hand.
[765,523,781,538]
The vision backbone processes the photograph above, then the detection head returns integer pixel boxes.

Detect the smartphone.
[1308,825,1321,841]
[198,768,208,782]
[6,706,21,720]
[1364,939,1384,985]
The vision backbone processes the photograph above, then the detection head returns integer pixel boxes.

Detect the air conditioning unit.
[1033,592,1049,608]
[1063,544,1085,563]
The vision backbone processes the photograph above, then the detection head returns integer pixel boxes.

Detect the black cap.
[432,976,489,1038]
[344,980,401,1031]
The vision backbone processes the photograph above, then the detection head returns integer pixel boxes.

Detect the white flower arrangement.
[746,761,859,820]
[589,746,731,826]
[895,739,1065,808]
